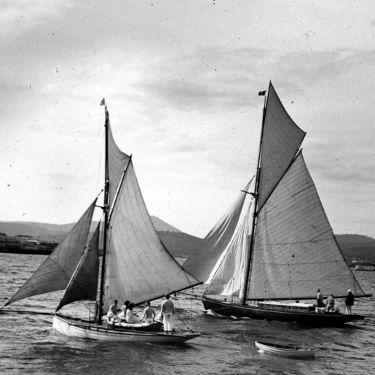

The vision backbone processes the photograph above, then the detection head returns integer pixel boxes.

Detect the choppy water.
[0,253,374,375]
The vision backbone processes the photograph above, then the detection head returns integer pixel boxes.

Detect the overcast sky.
[1,0,375,238]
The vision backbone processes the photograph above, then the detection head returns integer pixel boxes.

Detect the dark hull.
[202,296,365,326]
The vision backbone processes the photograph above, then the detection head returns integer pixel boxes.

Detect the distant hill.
[0,221,68,242]
[0,217,196,258]
[0,216,179,241]
[336,234,375,263]
[2,219,375,263]
[159,231,202,258]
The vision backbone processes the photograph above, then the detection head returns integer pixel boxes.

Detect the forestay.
[5,199,96,306]
[247,152,366,300]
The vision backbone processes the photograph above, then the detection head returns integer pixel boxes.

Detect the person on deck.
[125,303,138,324]
[345,289,355,315]
[142,301,156,324]
[325,293,335,312]
[118,300,130,321]
[316,289,325,308]
[161,294,175,333]
[106,299,118,323]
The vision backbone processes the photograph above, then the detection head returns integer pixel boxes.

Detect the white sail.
[247,152,366,300]
[56,223,100,312]
[103,160,199,310]
[257,82,306,209]
[205,199,253,299]
[183,181,251,283]
[107,115,131,206]
[5,199,96,306]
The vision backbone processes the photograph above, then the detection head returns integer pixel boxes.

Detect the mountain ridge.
[1,220,375,262]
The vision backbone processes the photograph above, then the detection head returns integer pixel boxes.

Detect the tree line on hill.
[1,220,374,264]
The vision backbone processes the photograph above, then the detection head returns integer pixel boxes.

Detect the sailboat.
[184,82,370,326]
[2,101,201,343]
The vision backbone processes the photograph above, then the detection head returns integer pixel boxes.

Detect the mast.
[241,86,268,305]
[97,100,110,322]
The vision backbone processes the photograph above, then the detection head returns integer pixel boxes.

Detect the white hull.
[255,341,315,359]
[52,315,199,344]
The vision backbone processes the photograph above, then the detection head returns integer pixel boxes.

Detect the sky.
[1,0,375,238]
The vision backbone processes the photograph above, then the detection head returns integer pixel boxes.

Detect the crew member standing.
[345,289,355,315]
[161,294,174,333]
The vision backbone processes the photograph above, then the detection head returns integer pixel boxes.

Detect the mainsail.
[56,223,100,311]
[103,159,200,310]
[247,152,366,300]
[183,180,252,283]
[5,199,96,306]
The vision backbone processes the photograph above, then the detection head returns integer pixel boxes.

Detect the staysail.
[5,199,96,306]
[103,155,200,311]
[204,198,253,299]
[246,152,366,300]
[257,82,306,210]
[56,223,100,311]
[183,181,252,283]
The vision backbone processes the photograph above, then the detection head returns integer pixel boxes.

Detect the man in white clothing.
[161,294,174,333]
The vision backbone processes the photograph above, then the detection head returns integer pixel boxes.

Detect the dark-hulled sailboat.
[184,82,370,326]
[2,101,201,343]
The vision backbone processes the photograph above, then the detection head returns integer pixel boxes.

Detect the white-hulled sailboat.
[2,101,201,343]
[184,82,370,326]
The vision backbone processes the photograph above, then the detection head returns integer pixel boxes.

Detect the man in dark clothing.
[316,289,325,307]
[345,289,355,315]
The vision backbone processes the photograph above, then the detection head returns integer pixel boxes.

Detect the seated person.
[325,293,335,312]
[106,310,115,324]
[125,303,139,324]
[142,301,156,324]
[118,300,130,321]
[106,299,119,323]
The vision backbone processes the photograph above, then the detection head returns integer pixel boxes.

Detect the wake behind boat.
[1,100,201,344]
[184,82,370,326]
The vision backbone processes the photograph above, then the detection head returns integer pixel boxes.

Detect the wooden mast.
[241,85,269,305]
[97,101,110,322]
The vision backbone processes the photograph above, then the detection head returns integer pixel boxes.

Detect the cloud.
[138,47,269,112]
[0,0,73,38]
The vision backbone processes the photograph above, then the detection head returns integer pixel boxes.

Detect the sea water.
[0,253,374,375]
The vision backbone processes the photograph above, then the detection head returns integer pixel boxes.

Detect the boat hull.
[202,296,365,326]
[255,341,315,359]
[52,315,200,344]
